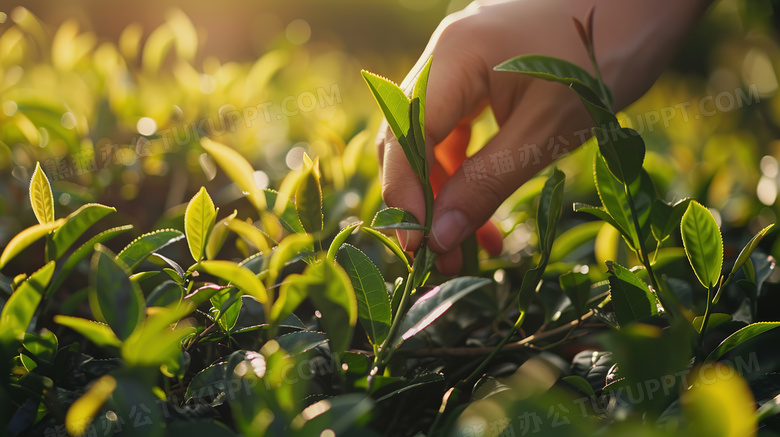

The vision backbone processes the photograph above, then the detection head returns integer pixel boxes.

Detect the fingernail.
[432,210,468,251]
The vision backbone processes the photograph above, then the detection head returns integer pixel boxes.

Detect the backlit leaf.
[201,138,266,212]
[65,375,117,436]
[185,186,217,262]
[51,203,115,259]
[681,201,723,289]
[54,315,121,348]
[0,261,55,344]
[0,219,65,270]
[29,162,55,224]
[116,229,184,271]
[206,210,238,260]
[199,260,268,304]
[706,322,780,361]
[295,157,323,234]
[327,221,362,263]
[304,258,357,354]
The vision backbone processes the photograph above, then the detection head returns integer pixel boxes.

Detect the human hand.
[377,0,711,275]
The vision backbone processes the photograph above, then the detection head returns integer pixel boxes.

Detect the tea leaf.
[681,201,723,289]
[361,70,422,177]
[206,210,238,260]
[360,227,411,269]
[327,221,362,263]
[304,259,357,354]
[46,225,134,298]
[0,261,55,344]
[54,315,122,348]
[271,273,310,326]
[90,245,145,341]
[264,189,304,234]
[268,233,314,287]
[0,219,65,270]
[199,260,268,304]
[706,322,780,361]
[395,277,490,348]
[337,244,391,345]
[730,223,774,278]
[607,262,658,326]
[51,203,116,259]
[559,271,591,317]
[227,218,273,255]
[494,54,612,107]
[210,287,242,333]
[116,228,185,271]
[593,126,645,185]
[201,138,266,212]
[370,207,426,231]
[650,198,691,243]
[295,157,324,234]
[537,168,565,254]
[29,162,55,225]
[65,375,117,436]
[185,187,217,262]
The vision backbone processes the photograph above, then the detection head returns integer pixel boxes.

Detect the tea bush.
[2,6,780,437]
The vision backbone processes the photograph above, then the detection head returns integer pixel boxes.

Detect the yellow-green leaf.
[199,260,268,304]
[0,219,65,270]
[54,315,122,348]
[66,375,117,436]
[682,363,756,437]
[30,162,55,224]
[184,187,217,262]
[206,210,238,260]
[227,218,272,255]
[201,138,266,212]
[295,157,323,234]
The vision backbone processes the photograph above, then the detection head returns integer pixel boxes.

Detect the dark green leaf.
[304,259,357,354]
[292,393,375,436]
[395,277,491,348]
[22,329,57,363]
[559,271,591,317]
[146,280,183,307]
[275,330,329,355]
[45,225,134,298]
[370,207,426,231]
[264,189,305,234]
[494,55,610,106]
[537,168,565,254]
[593,126,645,184]
[51,203,115,259]
[562,375,596,398]
[376,373,445,403]
[116,229,185,271]
[607,262,658,326]
[650,198,691,243]
[681,201,723,289]
[90,245,145,340]
[573,203,628,236]
[337,244,391,345]
[296,159,323,234]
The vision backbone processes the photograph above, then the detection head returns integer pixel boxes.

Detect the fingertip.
[476,220,503,257]
[434,248,463,277]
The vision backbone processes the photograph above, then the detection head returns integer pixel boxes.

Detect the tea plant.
[2,7,780,437]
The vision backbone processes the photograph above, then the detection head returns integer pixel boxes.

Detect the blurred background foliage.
[1,0,780,282]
